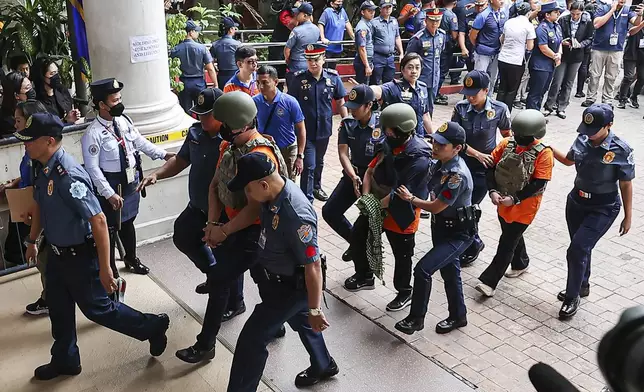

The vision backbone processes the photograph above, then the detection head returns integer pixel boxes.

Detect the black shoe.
[513,101,525,110]
[542,107,554,116]
[575,92,585,98]
[559,296,580,320]
[195,280,209,294]
[581,99,594,107]
[273,325,287,339]
[395,316,424,335]
[617,100,627,109]
[435,317,467,334]
[294,357,339,387]
[34,363,82,381]
[222,302,246,322]
[435,95,449,105]
[343,274,375,291]
[313,189,329,202]
[386,292,412,312]
[26,297,49,315]
[149,313,170,356]
[124,257,150,275]
[175,344,216,363]
[342,248,353,262]
[557,285,590,301]
[460,243,484,266]
[556,111,566,119]
[629,97,639,109]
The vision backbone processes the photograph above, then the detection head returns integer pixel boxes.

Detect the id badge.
[639,38,644,48]
[126,167,135,184]
[609,33,618,46]
[258,228,266,249]
[366,141,374,156]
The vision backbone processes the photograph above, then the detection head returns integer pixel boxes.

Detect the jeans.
[545,61,582,112]
[618,60,644,101]
[474,52,499,97]
[478,216,530,289]
[526,68,554,110]
[497,61,525,112]
[301,137,330,201]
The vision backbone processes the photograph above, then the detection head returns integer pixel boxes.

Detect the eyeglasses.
[244,59,259,65]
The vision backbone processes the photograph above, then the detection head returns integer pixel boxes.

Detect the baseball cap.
[190,87,224,115]
[186,20,202,32]
[460,70,490,96]
[577,103,614,136]
[222,17,239,29]
[361,0,378,10]
[344,84,375,109]
[14,112,65,141]
[431,122,467,145]
[294,2,314,14]
[227,152,276,192]
[380,0,395,7]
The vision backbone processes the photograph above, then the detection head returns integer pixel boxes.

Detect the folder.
[5,186,36,223]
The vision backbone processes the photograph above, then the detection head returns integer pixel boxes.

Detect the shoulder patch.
[325,68,339,75]
[297,224,314,243]
[412,30,425,39]
[294,70,306,76]
[88,144,99,156]
[289,31,295,39]
[438,28,446,34]
[416,80,427,87]
[614,136,633,153]
[447,173,462,189]
[628,151,635,165]
[69,181,88,199]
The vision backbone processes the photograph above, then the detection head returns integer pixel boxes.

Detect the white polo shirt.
[498,15,537,66]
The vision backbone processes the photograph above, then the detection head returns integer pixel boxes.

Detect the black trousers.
[618,59,644,101]
[351,215,415,295]
[109,217,137,278]
[4,221,29,265]
[497,61,526,112]
[576,51,591,95]
[478,215,530,289]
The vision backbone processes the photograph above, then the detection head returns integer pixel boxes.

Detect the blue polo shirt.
[319,7,350,53]
[592,3,637,51]
[19,153,33,188]
[170,39,213,78]
[472,6,507,56]
[254,90,305,148]
[531,20,562,72]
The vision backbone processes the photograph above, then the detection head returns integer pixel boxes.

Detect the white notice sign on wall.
[129,35,162,64]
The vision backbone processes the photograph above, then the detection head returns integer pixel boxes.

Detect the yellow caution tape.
[145,128,189,144]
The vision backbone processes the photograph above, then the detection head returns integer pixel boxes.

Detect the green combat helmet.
[213,91,257,129]
[511,109,547,139]
[379,103,417,133]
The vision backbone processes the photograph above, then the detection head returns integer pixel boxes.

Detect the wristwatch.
[296,153,304,159]
[309,308,322,316]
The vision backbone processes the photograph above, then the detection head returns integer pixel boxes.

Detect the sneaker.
[386,292,412,311]
[475,283,495,297]
[504,267,528,278]
[575,92,585,98]
[629,97,639,109]
[26,297,49,315]
[343,274,375,291]
[581,99,594,107]
[617,100,627,109]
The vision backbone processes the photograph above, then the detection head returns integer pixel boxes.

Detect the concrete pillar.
[84,0,192,134]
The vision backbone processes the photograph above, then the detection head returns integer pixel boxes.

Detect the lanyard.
[612,7,623,34]
[99,118,127,151]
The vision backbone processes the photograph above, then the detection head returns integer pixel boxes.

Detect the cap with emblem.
[577,103,614,136]
[361,0,378,10]
[344,84,375,109]
[294,1,314,14]
[474,0,488,5]
[380,0,395,7]
[425,8,443,20]
[14,112,65,141]
[213,91,257,128]
[511,109,546,138]
[431,121,467,145]
[460,70,490,96]
[191,87,224,115]
[540,1,563,13]
[222,16,239,29]
[227,152,277,192]
[186,19,202,32]
[516,1,531,15]
[380,103,417,133]
[90,78,124,101]
[304,43,328,59]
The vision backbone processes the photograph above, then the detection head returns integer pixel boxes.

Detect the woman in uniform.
[552,104,634,319]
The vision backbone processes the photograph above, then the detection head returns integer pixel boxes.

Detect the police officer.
[398,0,424,38]
[367,52,433,136]
[285,2,321,86]
[469,0,507,97]
[552,104,634,319]
[436,0,461,102]
[371,0,404,84]
[318,0,355,69]
[17,113,169,380]
[526,1,563,110]
[170,20,218,113]
[475,110,554,297]
[458,0,488,72]
[225,152,338,390]
[344,103,432,313]
[288,44,348,202]
[269,1,299,85]
[354,1,377,84]
[394,121,475,335]
[82,79,174,277]
[177,91,289,364]
[452,70,511,265]
[210,17,241,89]
[322,85,381,258]
[406,8,446,117]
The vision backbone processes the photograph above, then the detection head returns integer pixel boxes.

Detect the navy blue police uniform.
[15,113,168,380]
[371,0,400,84]
[285,2,321,86]
[456,0,481,72]
[210,17,241,88]
[559,104,635,319]
[226,153,337,391]
[322,85,382,242]
[380,78,431,137]
[438,6,461,90]
[354,1,377,84]
[452,70,511,263]
[288,43,347,202]
[396,122,475,335]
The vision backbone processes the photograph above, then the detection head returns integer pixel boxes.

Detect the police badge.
[602,151,615,164]
[486,109,495,120]
[113,79,119,89]
[584,113,594,124]
[197,94,205,106]
[465,77,473,88]
[438,122,448,132]
[349,90,358,100]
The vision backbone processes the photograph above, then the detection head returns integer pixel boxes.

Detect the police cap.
[344,84,375,109]
[380,103,417,134]
[425,8,443,20]
[294,1,314,14]
[431,122,467,145]
[304,43,328,59]
[516,2,531,15]
[540,1,563,13]
[361,0,378,10]
[90,78,124,101]
[14,112,64,141]
[227,152,276,192]
[578,103,613,136]
[222,17,239,29]
[460,70,490,96]
[511,109,546,138]
[191,87,224,115]
[213,91,257,128]
[380,0,395,8]
[186,20,203,32]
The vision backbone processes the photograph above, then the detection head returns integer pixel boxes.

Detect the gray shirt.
[286,21,321,72]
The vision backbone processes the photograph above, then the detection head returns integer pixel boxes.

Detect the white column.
[84,0,191,134]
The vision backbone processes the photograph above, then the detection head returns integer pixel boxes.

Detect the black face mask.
[220,123,241,142]
[25,89,36,100]
[48,74,63,90]
[107,102,125,117]
[514,135,535,146]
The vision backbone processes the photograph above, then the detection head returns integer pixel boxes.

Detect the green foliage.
[166,13,188,92]
[245,34,271,61]
[188,3,242,43]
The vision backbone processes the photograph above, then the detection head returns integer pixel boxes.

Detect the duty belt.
[50,239,95,257]
[573,188,618,205]
[375,51,394,56]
